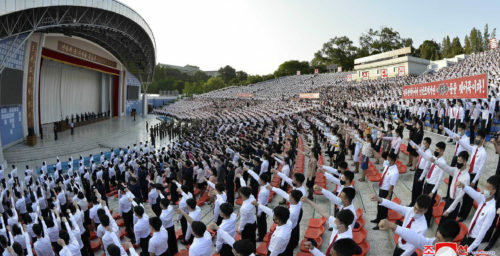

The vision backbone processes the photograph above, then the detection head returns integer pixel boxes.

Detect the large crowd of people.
[0,49,500,256]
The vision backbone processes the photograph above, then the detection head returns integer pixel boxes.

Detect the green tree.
[483,24,490,51]
[235,71,248,83]
[469,27,483,53]
[274,60,311,77]
[193,70,209,82]
[217,65,236,83]
[312,36,358,70]
[450,37,464,56]
[203,77,226,92]
[418,40,440,60]
[464,35,472,54]
[441,36,451,58]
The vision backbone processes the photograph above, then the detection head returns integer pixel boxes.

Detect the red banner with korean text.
[402,74,488,99]
[346,74,352,81]
[362,71,369,80]
[381,69,388,78]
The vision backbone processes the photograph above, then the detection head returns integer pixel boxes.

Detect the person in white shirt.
[314,185,358,230]
[456,175,499,253]
[442,123,469,199]
[429,151,470,225]
[133,205,150,255]
[238,169,270,242]
[408,137,431,207]
[212,203,237,255]
[237,187,257,245]
[268,186,303,250]
[57,217,81,256]
[304,238,361,256]
[457,129,487,221]
[371,152,399,228]
[205,179,227,224]
[302,197,354,256]
[176,212,212,256]
[378,218,460,254]
[157,198,178,255]
[177,198,201,244]
[32,220,55,256]
[148,217,169,256]
[205,225,256,256]
[118,186,135,244]
[412,141,446,225]
[371,193,431,256]
[253,202,292,256]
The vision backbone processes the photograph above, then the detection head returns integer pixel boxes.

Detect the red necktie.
[468,203,485,235]
[325,234,339,256]
[469,147,479,173]
[452,171,462,198]
[456,109,459,119]
[427,164,436,179]
[379,166,389,187]
[401,218,415,244]
[453,141,460,156]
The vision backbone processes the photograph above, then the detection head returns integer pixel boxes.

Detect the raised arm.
[301,197,329,219]
[271,187,290,202]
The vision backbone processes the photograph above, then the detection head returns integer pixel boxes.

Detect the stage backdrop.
[402,74,487,99]
[40,59,104,124]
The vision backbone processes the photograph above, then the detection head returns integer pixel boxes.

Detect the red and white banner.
[299,93,320,99]
[490,38,497,49]
[362,71,369,80]
[337,66,342,72]
[314,68,319,74]
[398,66,405,76]
[381,69,388,78]
[236,93,254,98]
[346,74,352,81]
[402,74,488,99]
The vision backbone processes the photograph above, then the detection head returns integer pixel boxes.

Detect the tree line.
[149,24,496,96]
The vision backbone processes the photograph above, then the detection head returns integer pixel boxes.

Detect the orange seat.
[415,249,423,256]
[397,165,407,174]
[353,228,367,244]
[434,194,442,207]
[308,216,327,228]
[90,240,101,251]
[174,249,189,256]
[235,198,243,205]
[453,222,468,243]
[444,177,449,185]
[368,173,381,182]
[353,217,365,232]
[392,197,401,204]
[356,208,363,218]
[432,201,445,218]
[116,219,125,227]
[119,228,127,239]
[255,242,269,256]
[354,240,370,256]
[89,231,97,240]
[304,226,325,239]
[388,209,404,222]
[296,252,313,256]
[113,212,121,220]
[393,234,399,244]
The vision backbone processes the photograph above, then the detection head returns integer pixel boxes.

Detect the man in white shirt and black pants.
[371,152,399,227]
[457,129,487,222]
[442,124,468,199]
[409,137,431,207]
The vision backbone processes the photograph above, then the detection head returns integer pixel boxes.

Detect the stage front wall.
[40,59,102,124]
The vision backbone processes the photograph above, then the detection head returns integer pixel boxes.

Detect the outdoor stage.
[3,115,169,170]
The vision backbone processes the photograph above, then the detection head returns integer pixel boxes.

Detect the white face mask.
[414,213,424,219]
[484,190,493,198]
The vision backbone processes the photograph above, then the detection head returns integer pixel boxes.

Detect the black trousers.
[438,198,460,227]
[241,222,257,247]
[219,243,234,256]
[139,235,151,256]
[289,209,303,249]
[166,226,178,256]
[423,183,437,225]
[376,189,390,221]
[485,215,500,248]
[257,213,267,241]
[409,168,424,207]
[123,209,135,243]
[458,173,477,219]
[180,216,188,240]
[81,230,92,256]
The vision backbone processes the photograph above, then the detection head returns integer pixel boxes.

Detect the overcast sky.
[119,0,500,75]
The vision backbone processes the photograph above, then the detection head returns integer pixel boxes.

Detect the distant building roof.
[159,63,218,77]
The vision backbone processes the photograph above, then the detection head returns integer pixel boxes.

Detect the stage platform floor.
[3,115,170,169]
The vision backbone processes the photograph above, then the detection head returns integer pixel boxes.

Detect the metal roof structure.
[0,0,156,82]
